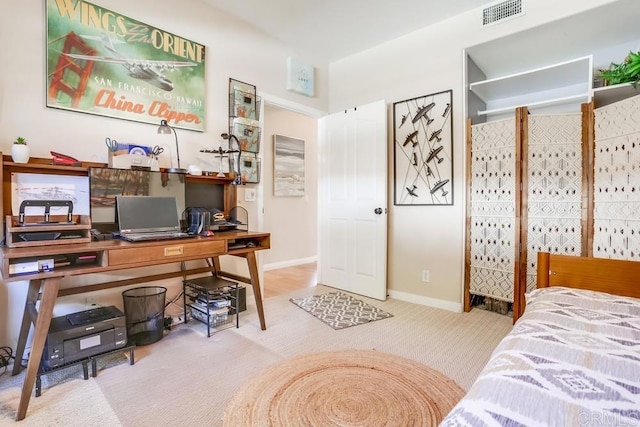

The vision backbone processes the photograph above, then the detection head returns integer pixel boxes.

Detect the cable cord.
[0,346,15,375]
[165,288,184,309]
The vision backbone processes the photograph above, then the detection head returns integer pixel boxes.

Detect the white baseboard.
[388,289,463,313]
[263,256,317,271]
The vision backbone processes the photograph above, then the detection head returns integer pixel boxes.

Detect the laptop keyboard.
[120,232,194,241]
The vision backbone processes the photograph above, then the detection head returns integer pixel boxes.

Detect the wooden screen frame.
[466,103,595,323]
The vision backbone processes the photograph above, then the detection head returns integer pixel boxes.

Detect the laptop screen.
[116,196,181,233]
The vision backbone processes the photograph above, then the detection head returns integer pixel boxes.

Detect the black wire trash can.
[122,286,167,346]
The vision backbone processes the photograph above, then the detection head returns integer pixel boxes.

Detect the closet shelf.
[478,93,590,116]
[470,56,592,102]
[593,83,640,107]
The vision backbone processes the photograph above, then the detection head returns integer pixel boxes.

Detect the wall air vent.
[482,0,524,26]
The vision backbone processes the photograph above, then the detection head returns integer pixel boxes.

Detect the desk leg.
[15,277,61,421]
[245,252,266,331]
[12,280,42,376]
[212,253,266,330]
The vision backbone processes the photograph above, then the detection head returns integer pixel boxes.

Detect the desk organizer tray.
[5,215,92,248]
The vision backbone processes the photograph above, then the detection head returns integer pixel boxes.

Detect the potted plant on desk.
[11,136,30,164]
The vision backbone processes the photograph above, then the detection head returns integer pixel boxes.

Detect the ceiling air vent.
[482,0,524,26]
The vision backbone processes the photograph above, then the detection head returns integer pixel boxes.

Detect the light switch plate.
[245,188,257,202]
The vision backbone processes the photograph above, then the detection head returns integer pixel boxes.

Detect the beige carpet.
[0,367,120,426]
[0,285,512,426]
[224,349,465,426]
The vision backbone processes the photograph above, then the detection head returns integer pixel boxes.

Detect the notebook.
[115,196,194,242]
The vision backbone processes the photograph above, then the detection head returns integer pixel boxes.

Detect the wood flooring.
[263,262,317,298]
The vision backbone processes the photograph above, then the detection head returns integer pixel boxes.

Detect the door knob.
[374,207,383,215]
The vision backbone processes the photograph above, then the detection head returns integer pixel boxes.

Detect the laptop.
[115,196,194,242]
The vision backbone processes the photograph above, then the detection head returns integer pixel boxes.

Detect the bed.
[441,252,640,426]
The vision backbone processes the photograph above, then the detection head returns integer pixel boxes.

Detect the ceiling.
[466,0,640,78]
[201,0,488,62]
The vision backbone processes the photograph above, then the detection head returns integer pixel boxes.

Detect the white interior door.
[318,100,387,300]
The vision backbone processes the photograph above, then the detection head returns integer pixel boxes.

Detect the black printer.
[42,305,126,369]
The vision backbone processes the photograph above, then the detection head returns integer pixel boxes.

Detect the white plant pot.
[11,144,30,164]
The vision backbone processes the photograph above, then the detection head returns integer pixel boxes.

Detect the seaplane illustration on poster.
[62,33,197,92]
[46,0,206,131]
[393,90,453,205]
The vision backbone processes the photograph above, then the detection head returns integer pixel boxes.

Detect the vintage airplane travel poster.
[46,0,206,131]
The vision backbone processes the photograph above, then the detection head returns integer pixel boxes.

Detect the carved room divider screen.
[593,95,640,261]
[466,95,640,321]
[465,107,590,321]
[465,116,519,308]
[522,112,586,294]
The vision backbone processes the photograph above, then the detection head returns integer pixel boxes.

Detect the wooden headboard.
[536,252,640,298]
[514,252,640,320]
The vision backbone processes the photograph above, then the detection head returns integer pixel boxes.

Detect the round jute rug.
[224,349,465,426]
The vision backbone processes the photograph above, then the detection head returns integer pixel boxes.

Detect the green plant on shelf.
[14,136,27,145]
[599,51,640,88]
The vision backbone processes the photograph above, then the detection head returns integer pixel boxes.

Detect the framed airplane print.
[393,90,453,206]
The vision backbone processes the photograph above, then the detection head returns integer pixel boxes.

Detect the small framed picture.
[286,57,314,97]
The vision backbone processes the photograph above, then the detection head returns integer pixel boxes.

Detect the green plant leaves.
[599,50,640,88]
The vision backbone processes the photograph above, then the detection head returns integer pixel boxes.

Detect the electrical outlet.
[422,270,430,283]
[172,315,184,326]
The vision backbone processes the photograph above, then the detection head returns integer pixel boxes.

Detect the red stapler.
[51,151,81,166]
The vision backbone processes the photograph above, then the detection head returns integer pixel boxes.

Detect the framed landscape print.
[274,135,305,197]
[393,89,453,205]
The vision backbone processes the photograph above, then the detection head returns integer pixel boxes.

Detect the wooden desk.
[0,230,270,421]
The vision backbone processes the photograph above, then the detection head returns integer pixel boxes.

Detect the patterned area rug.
[224,349,465,426]
[289,292,393,330]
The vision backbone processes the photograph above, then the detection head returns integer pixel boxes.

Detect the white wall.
[0,0,328,348]
[0,0,329,162]
[328,0,621,308]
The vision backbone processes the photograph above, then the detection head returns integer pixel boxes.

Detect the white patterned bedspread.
[441,287,640,426]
